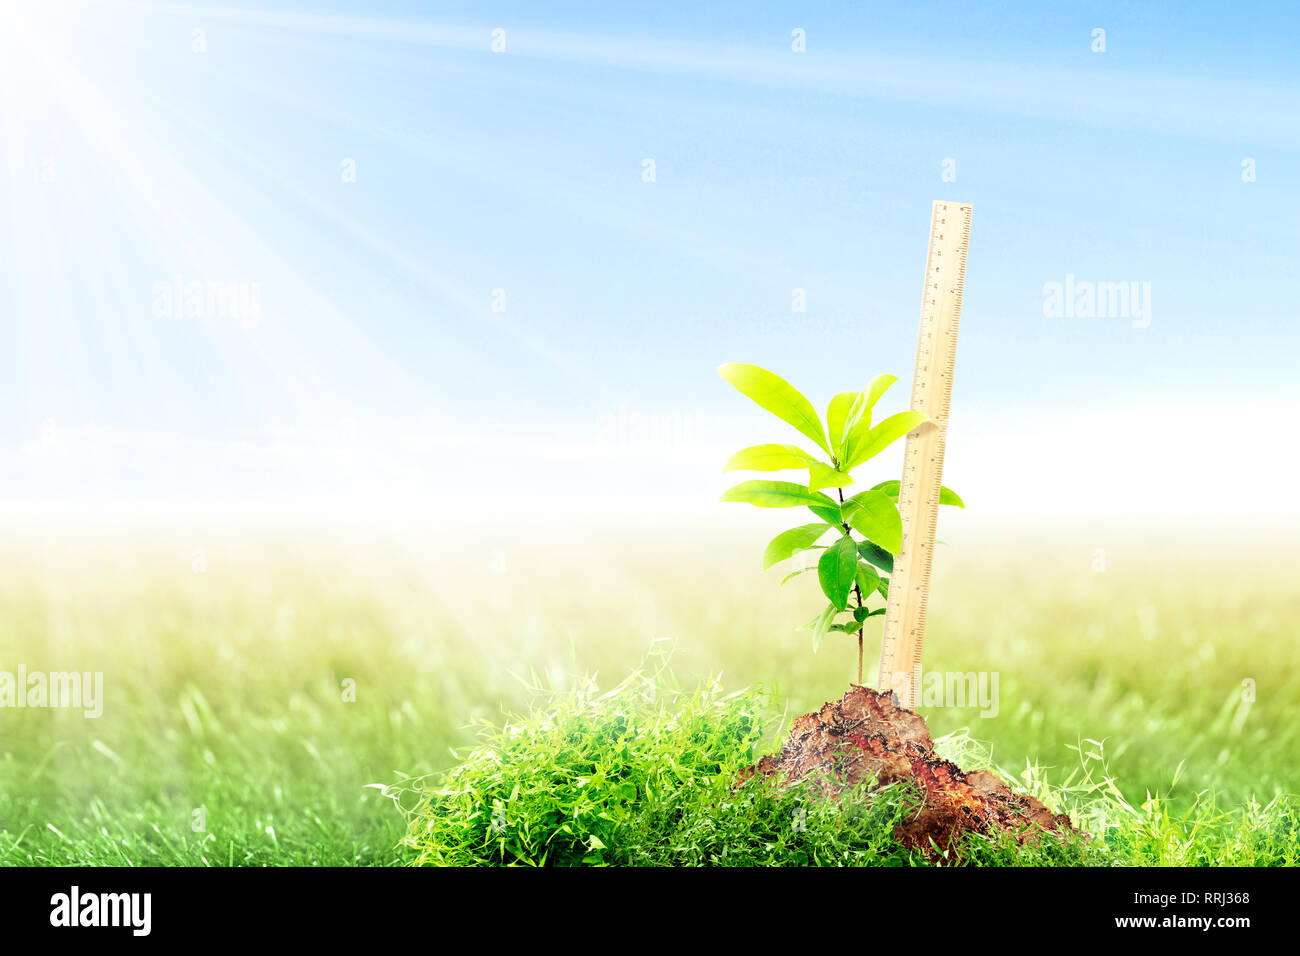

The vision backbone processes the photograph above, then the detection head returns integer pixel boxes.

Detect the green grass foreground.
[0,526,1297,866]
[389,673,926,866]
[391,671,1299,867]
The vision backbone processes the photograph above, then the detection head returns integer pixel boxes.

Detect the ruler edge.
[877,200,972,706]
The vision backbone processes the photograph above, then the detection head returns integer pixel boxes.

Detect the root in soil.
[741,684,1081,859]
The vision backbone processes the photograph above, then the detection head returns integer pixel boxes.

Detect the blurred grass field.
[1,518,1297,865]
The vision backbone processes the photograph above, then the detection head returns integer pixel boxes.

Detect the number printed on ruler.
[877,201,972,709]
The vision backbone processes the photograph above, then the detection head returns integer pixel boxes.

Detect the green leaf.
[842,489,903,555]
[721,480,838,510]
[808,603,837,653]
[779,566,817,586]
[857,541,893,573]
[844,410,927,470]
[808,503,843,526]
[723,444,821,473]
[862,374,899,413]
[836,375,898,458]
[762,523,832,569]
[718,363,830,455]
[817,536,858,611]
[826,392,858,457]
[807,461,854,492]
[838,374,898,458]
[854,563,881,601]
[870,479,964,508]
[841,610,882,632]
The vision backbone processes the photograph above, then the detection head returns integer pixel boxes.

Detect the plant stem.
[837,487,866,685]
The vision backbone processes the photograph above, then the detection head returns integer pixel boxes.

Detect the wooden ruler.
[877,201,972,709]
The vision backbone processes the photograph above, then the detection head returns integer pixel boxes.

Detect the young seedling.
[718,363,963,685]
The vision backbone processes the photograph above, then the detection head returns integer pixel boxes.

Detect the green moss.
[393,672,1300,867]
[391,672,926,866]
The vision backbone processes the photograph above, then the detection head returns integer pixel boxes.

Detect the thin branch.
[837,486,867,684]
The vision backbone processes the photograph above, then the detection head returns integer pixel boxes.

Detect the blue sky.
[1,1,1297,522]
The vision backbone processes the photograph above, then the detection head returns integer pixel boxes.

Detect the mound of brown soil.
[741,685,1081,859]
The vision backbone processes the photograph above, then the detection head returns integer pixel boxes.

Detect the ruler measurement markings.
[877,201,971,709]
